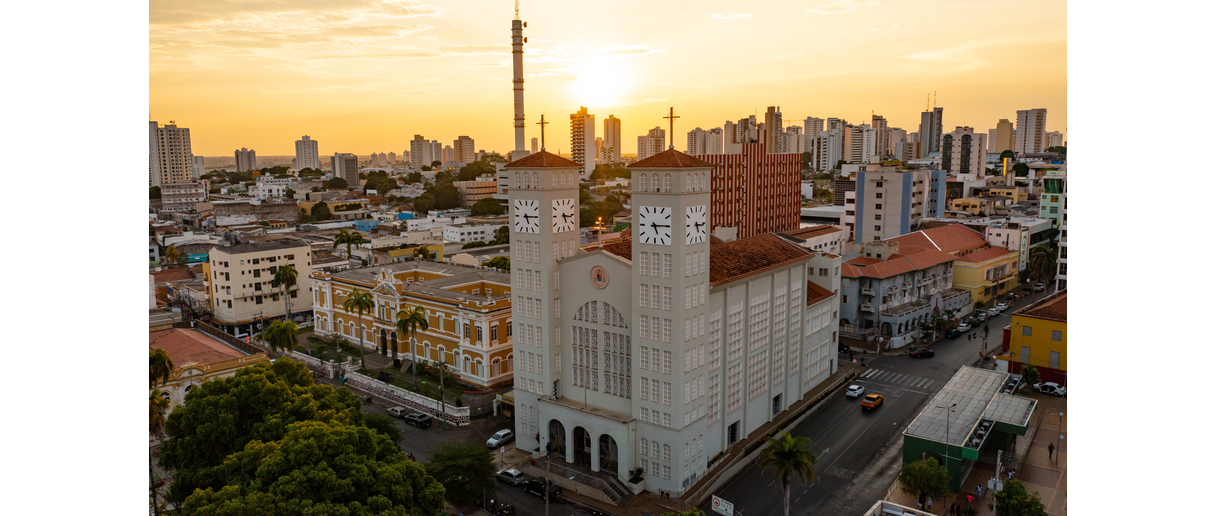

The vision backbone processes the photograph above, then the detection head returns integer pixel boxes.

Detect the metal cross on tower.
[537,114,549,150]
[663,107,679,149]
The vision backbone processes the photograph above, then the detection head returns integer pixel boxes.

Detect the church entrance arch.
[573,426,592,468]
[548,420,566,458]
[598,434,619,476]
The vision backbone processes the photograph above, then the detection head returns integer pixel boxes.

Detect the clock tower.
[628,148,716,492]
[504,150,582,453]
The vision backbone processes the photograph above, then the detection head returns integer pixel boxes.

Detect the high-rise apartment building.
[694,130,802,239]
[503,148,840,499]
[919,107,944,155]
[454,136,476,163]
[295,135,320,171]
[191,156,206,180]
[637,127,666,162]
[940,126,987,179]
[388,152,397,164]
[150,121,194,185]
[896,141,922,162]
[846,164,947,243]
[1015,109,1047,154]
[803,117,825,155]
[204,239,313,335]
[686,127,717,155]
[160,182,208,213]
[812,130,844,171]
[602,115,622,163]
[888,128,907,156]
[871,115,889,161]
[150,122,162,187]
[570,106,596,178]
[764,106,784,153]
[1043,131,1064,149]
[410,135,428,169]
[235,148,257,172]
[531,138,539,154]
[784,125,804,154]
[332,153,359,186]
[442,145,454,166]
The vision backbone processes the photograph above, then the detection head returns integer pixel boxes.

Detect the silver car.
[496,468,526,485]
[487,429,515,448]
[845,384,865,398]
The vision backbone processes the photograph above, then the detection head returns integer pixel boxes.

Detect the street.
[702,286,1055,515]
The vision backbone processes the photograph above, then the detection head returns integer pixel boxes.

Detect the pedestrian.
[927,496,933,511]
[918,493,925,509]
[1048,442,1055,459]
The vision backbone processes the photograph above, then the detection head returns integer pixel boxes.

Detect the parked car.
[987,308,1001,316]
[995,302,1011,312]
[1033,382,1067,397]
[487,429,515,448]
[839,344,850,353]
[861,393,884,410]
[386,406,409,419]
[496,468,526,486]
[403,413,433,428]
[957,322,972,332]
[521,479,562,500]
[1033,282,1046,292]
[846,384,865,397]
[975,312,987,322]
[946,329,962,339]
[910,348,935,358]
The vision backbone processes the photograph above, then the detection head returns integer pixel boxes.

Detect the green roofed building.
[903,366,1036,491]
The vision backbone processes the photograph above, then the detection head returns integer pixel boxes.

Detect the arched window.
[640,438,649,456]
[663,174,672,193]
[640,174,649,192]
[532,172,539,189]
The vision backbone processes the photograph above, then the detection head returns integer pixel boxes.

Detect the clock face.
[685,205,708,244]
[637,206,672,245]
[513,199,540,233]
[552,198,577,233]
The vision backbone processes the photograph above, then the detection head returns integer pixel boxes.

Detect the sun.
[569,60,630,109]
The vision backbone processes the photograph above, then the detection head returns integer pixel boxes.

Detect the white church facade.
[506,148,842,497]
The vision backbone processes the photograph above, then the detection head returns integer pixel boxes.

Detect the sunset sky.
[150,0,1066,157]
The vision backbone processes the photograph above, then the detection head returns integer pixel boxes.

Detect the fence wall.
[344,371,472,426]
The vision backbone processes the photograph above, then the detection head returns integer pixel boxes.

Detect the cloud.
[709,13,751,20]
[805,0,881,15]
[644,98,669,102]
[150,0,442,26]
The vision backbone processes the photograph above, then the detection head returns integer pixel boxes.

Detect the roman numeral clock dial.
[686,204,707,244]
[513,199,540,233]
[638,206,672,245]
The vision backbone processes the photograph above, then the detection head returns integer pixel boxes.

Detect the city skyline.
[151,0,1066,156]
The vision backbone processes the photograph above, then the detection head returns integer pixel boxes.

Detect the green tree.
[270,264,298,320]
[164,245,185,268]
[160,359,364,504]
[362,412,402,449]
[326,177,349,189]
[333,229,365,260]
[992,479,1048,516]
[898,457,951,503]
[1028,246,1057,283]
[461,240,489,250]
[1012,163,1031,177]
[457,160,496,182]
[999,150,1016,160]
[261,320,299,356]
[358,172,368,180]
[424,442,498,505]
[150,389,170,438]
[481,153,506,163]
[412,193,435,215]
[150,348,175,388]
[431,160,442,168]
[342,288,375,371]
[284,188,295,198]
[413,246,436,261]
[801,151,813,171]
[1020,364,1042,388]
[406,171,424,183]
[421,165,432,171]
[483,256,510,271]
[835,159,848,170]
[759,431,819,516]
[490,225,510,245]
[310,201,332,221]
[180,420,446,516]
[396,304,429,384]
[1046,146,1066,155]
[471,197,505,216]
[150,186,162,199]
[428,182,461,209]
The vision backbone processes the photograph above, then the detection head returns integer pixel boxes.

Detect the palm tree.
[759,431,819,516]
[149,390,170,438]
[1028,246,1057,284]
[395,304,429,389]
[342,287,376,371]
[270,264,299,321]
[413,245,435,261]
[333,229,365,261]
[262,320,299,356]
[150,349,174,388]
[163,245,184,268]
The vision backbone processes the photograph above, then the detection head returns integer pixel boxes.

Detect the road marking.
[861,369,878,378]
[824,465,857,479]
[892,373,907,383]
[913,378,929,388]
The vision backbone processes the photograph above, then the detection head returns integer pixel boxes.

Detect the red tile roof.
[710,234,811,286]
[847,257,882,266]
[1018,290,1066,323]
[630,149,716,168]
[504,150,581,168]
[805,281,835,306]
[784,225,843,240]
[889,224,988,255]
[151,268,195,284]
[954,246,1017,263]
[842,250,956,279]
[149,328,248,367]
[585,239,633,260]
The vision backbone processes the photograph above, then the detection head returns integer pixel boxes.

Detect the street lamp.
[1056,412,1065,461]
[936,403,958,476]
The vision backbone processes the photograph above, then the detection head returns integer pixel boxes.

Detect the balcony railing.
[861,288,876,296]
[860,303,875,313]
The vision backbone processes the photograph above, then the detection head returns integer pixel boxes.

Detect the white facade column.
[590,433,601,472]
[565,424,575,463]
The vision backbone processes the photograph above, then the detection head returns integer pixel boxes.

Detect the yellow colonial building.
[311,260,513,388]
[1001,290,1067,385]
[951,246,1020,304]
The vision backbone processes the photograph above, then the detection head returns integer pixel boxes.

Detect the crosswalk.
[855,368,939,392]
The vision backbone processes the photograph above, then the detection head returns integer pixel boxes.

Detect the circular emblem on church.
[590,265,609,289]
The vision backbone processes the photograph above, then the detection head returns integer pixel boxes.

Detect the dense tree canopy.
[1046,146,1066,155]
[159,359,365,503]
[999,150,1017,160]
[483,256,509,271]
[180,421,445,516]
[427,183,461,210]
[470,198,505,216]
[150,186,162,199]
[310,201,332,221]
[412,193,435,215]
[992,479,1048,516]
[325,177,349,189]
[364,171,398,195]
[1012,163,1031,177]
[461,240,489,250]
[590,163,631,181]
[898,457,951,502]
[405,171,424,184]
[424,442,497,505]
[456,160,496,182]
[489,225,509,245]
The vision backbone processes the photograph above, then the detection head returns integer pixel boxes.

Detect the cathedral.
[506,148,842,497]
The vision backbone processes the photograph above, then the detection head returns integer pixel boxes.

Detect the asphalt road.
[702,286,1056,515]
